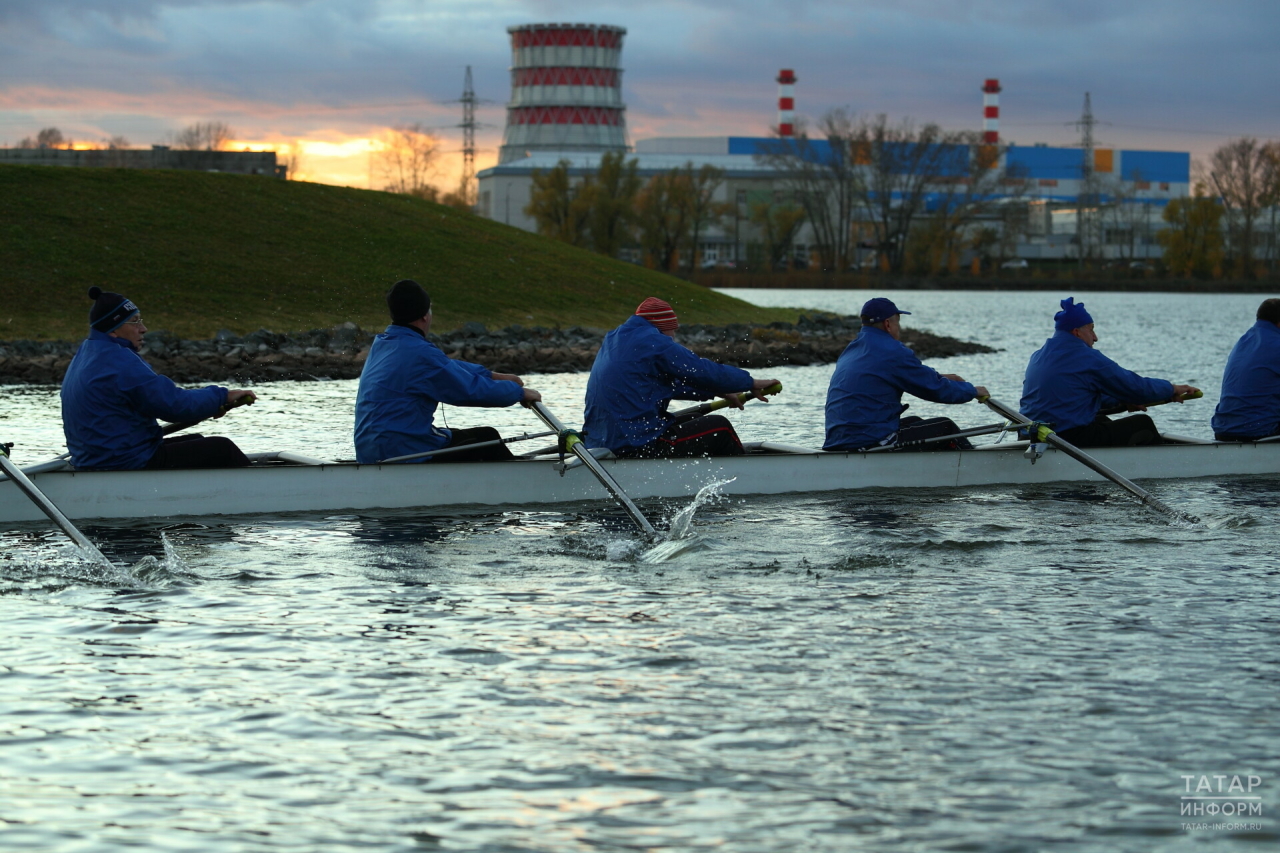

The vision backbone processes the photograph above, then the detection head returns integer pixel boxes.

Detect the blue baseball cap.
[860,297,912,324]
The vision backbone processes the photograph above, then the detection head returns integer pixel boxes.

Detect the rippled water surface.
[2,290,1277,851]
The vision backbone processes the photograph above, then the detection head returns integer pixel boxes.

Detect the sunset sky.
[2,0,1277,191]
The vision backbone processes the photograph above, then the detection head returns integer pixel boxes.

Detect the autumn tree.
[371,124,441,199]
[635,169,693,271]
[1158,194,1224,278]
[748,196,807,269]
[588,151,641,256]
[171,121,234,151]
[1207,137,1276,278]
[524,160,593,247]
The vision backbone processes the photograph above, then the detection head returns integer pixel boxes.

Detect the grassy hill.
[0,165,797,340]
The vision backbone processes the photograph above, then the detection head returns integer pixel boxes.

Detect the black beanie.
[386,279,431,325]
[88,286,139,333]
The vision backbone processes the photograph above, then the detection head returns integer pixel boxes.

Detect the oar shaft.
[669,382,784,422]
[862,422,1008,453]
[0,452,111,565]
[982,396,1198,523]
[527,402,656,537]
[378,431,556,464]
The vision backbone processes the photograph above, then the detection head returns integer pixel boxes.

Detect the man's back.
[1212,320,1280,439]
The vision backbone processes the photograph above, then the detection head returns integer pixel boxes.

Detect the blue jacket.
[824,326,977,450]
[1021,330,1173,432]
[354,324,524,464]
[1212,320,1280,439]
[60,330,227,470]
[584,315,753,451]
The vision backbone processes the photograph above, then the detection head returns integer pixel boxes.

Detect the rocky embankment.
[0,314,995,385]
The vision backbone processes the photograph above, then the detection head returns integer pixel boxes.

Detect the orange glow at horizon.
[228,134,499,191]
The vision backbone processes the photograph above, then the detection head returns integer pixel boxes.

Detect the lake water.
[1,290,1277,851]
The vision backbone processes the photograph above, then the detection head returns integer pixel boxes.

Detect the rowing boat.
[2,437,1278,523]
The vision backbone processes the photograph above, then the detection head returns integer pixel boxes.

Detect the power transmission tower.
[1074,92,1097,268]
[460,65,477,207]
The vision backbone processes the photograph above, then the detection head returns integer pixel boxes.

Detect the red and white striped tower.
[777,69,797,137]
[982,78,1001,144]
[499,23,628,163]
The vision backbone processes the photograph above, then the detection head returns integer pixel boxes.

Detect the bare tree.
[1208,137,1273,278]
[171,121,235,151]
[755,110,861,271]
[371,124,441,198]
[681,163,725,272]
[748,196,807,269]
[917,134,1027,273]
[18,127,68,149]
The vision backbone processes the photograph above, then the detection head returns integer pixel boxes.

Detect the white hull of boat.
[2,442,1279,523]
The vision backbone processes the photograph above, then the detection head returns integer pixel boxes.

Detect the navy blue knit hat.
[1054,297,1093,332]
[88,286,139,333]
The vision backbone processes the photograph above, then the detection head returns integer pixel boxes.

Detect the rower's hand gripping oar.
[979,395,1199,525]
[669,382,783,423]
[523,401,657,538]
[0,443,112,566]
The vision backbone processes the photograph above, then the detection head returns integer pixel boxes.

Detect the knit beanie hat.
[386,279,431,324]
[1054,297,1093,332]
[635,297,678,332]
[88,286,139,333]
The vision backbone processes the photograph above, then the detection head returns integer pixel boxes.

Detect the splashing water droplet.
[639,478,735,564]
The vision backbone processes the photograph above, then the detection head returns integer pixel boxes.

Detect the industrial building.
[478,30,1193,264]
[479,135,1191,264]
[0,146,286,177]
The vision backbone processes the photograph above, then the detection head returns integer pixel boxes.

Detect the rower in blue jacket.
[1021,297,1199,447]
[61,287,256,470]
[583,297,779,457]
[824,297,988,451]
[1212,298,1280,441]
[354,280,540,464]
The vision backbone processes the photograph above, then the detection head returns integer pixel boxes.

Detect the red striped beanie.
[635,297,679,332]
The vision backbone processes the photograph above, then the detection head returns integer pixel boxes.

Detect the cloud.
[2,0,1277,180]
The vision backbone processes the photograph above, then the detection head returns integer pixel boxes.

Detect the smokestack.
[982,78,1001,144]
[777,69,797,137]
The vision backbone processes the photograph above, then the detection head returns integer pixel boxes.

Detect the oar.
[981,396,1199,524]
[524,401,657,537]
[378,430,556,463]
[0,444,112,566]
[1099,388,1203,416]
[862,422,1009,453]
[670,382,784,422]
[160,391,257,436]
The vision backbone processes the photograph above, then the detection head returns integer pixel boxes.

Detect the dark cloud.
[2,0,1277,163]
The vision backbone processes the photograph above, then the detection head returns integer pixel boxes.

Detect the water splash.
[639,478,734,564]
[128,533,194,586]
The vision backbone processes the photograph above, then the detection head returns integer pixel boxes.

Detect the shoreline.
[0,315,994,386]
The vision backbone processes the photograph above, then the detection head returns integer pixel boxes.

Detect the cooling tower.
[498,23,629,164]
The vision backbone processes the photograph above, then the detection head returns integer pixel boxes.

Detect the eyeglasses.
[123,316,145,326]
